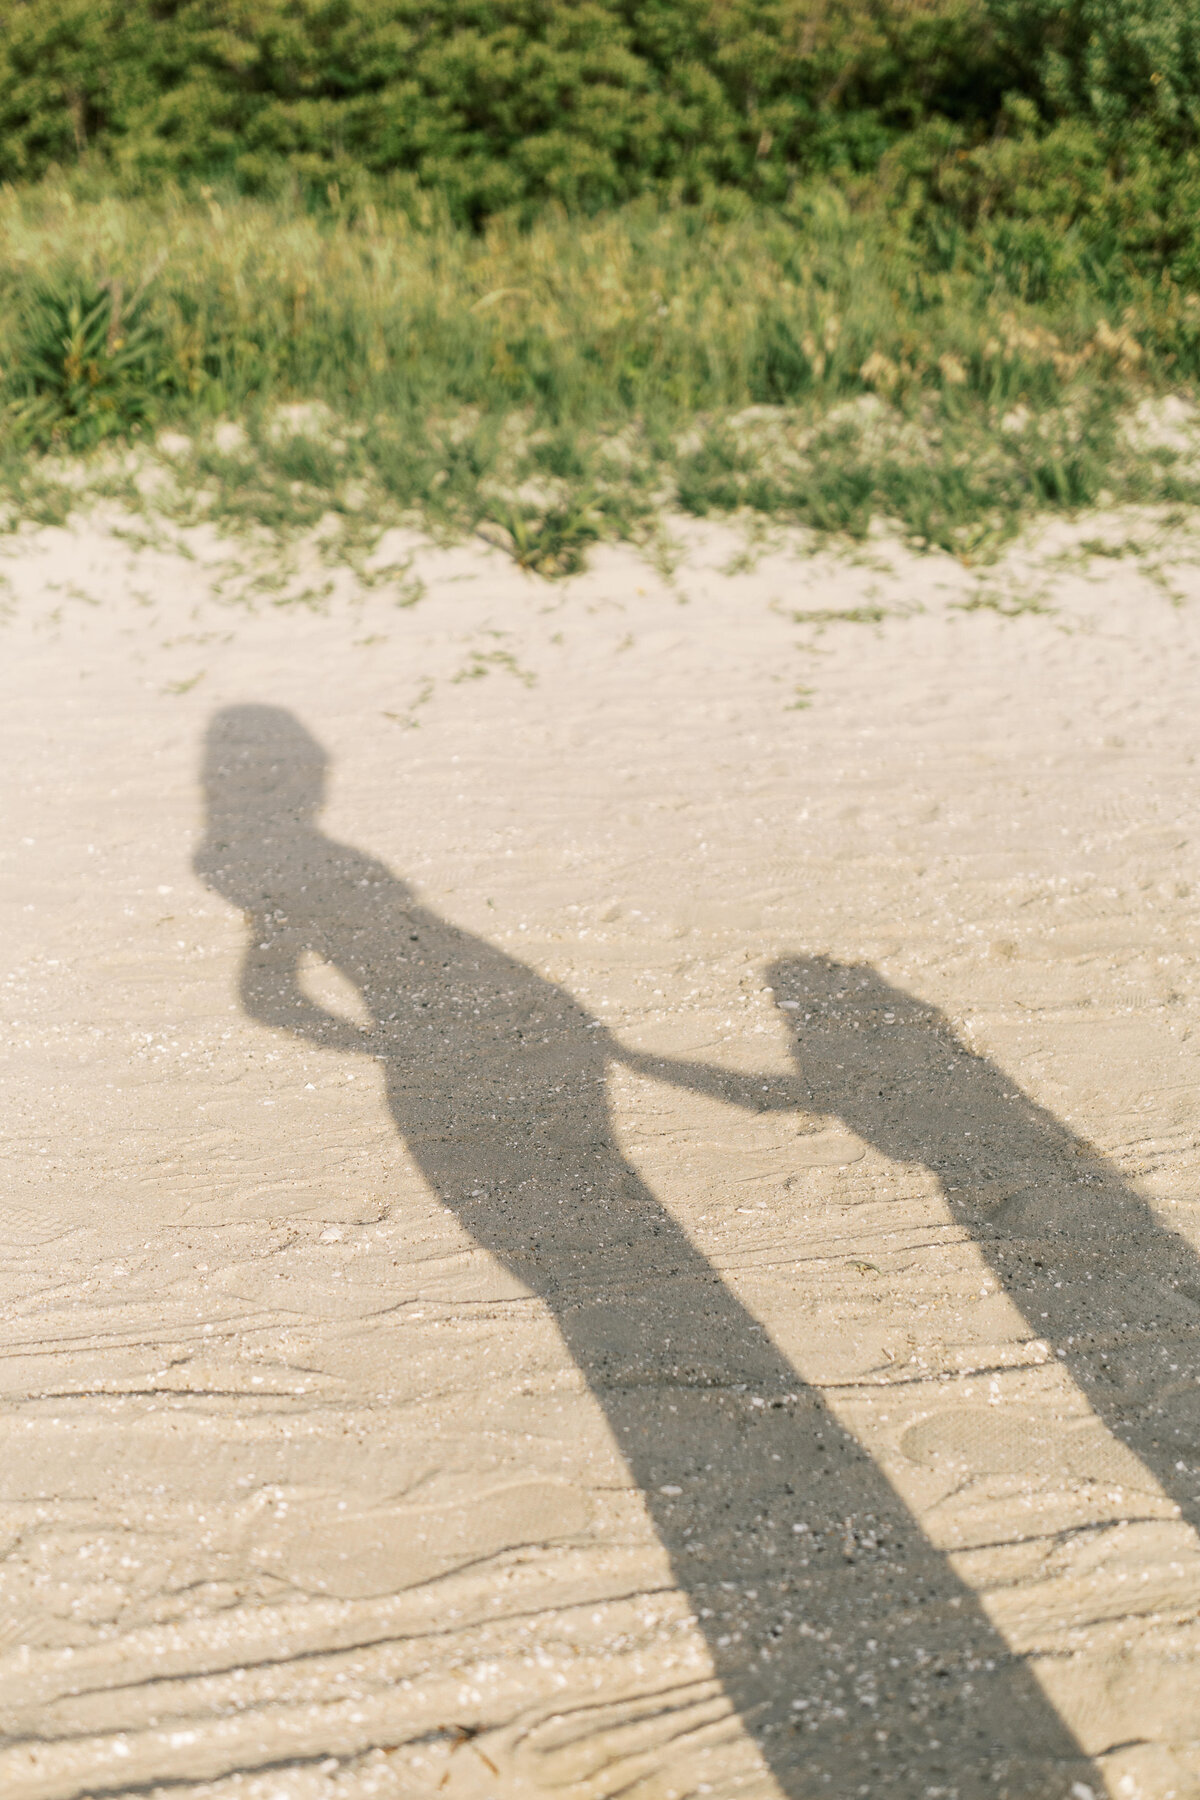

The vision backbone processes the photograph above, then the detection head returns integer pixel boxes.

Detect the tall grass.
[2,181,1199,569]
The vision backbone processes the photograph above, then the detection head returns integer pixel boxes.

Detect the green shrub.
[4,0,1199,251]
[877,98,1200,299]
[6,274,170,447]
[986,0,1200,142]
[0,0,1001,215]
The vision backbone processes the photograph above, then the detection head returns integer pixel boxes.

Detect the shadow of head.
[201,704,328,839]
[765,954,1072,1182]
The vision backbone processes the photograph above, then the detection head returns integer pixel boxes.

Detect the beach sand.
[2,507,1199,1798]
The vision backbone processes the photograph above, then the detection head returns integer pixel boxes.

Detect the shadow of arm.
[615,1044,803,1114]
[239,940,375,1056]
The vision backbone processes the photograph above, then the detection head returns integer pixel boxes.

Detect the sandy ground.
[2,502,1200,1800]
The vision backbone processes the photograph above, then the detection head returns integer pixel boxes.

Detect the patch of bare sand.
[1,512,1199,1800]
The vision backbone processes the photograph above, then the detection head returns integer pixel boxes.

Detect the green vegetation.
[6,0,1200,223]
[3,1,1200,571]
[6,0,1200,216]
[0,0,1004,214]
[3,183,1200,569]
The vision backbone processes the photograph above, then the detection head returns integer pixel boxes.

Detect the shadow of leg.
[415,1144,1091,1797]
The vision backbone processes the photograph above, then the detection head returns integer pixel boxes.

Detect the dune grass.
[2,180,1200,573]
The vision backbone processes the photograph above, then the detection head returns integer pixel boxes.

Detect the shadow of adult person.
[767,956,1200,1538]
[195,705,1092,1797]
